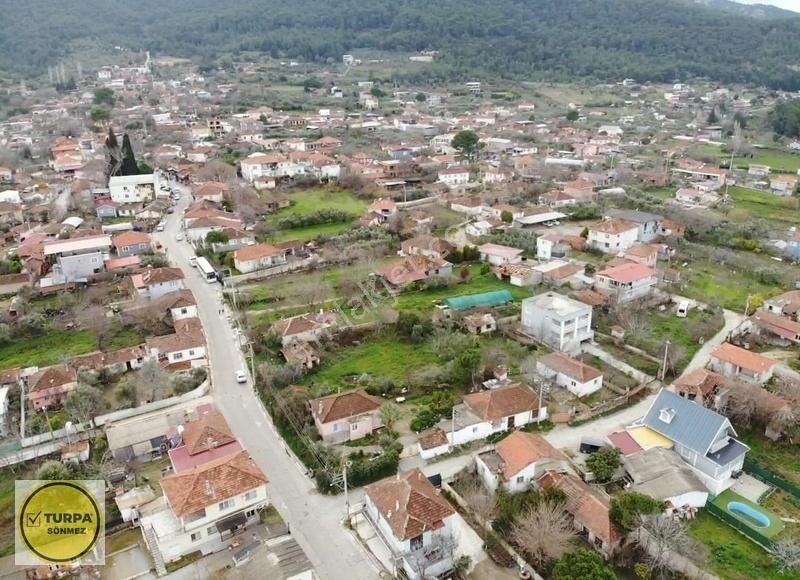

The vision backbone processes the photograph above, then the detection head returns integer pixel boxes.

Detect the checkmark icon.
[26,512,41,527]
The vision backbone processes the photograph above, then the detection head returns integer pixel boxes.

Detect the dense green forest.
[2,0,800,88]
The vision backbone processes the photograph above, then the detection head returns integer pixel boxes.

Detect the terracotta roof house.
[27,365,77,410]
[272,311,337,346]
[144,449,268,563]
[751,310,800,345]
[536,352,603,397]
[310,389,383,443]
[537,470,623,558]
[193,181,229,203]
[674,368,727,409]
[132,267,186,300]
[146,321,206,370]
[167,407,242,472]
[587,219,639,254]
[476,431,570,493]
[594,262,657,303]
[709,343,777,385]
[364,468,458,579]
[233,243,286,274]
[113,230,152,257]
[378,255,452,288]
[764,291,800,320]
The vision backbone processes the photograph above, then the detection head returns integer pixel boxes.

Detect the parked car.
[676,300,691,318]
[236,370,247,384]
[175,232,184,241]
[156,222,165,232]
[189,256,198,267]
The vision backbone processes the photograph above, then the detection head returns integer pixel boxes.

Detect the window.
[189,350,195,356]
[206,526,216,536]
[174,352,183,360]
[190,532,201,542]
[410,535,424,551]
[245,490,257,502]
[516,476,524,484]
[246,509,256,518]
[218,499,234,511]
[351,423,358,431]
[472,427,478,433]
[181,308,188,314]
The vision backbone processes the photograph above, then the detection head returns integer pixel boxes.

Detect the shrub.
[610,492,663,531]
[410,407,439,432]
[585,447,620,482]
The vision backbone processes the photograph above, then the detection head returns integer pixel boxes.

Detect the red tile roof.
[234,243,282,262]
[494,431,566,480]
[596,262,656,284]
[538,352,603,383]
[364,468,455,541]
[311,389,381,424]
[464,383,540,421]
[710,343,777,374]
[161,450,267,517]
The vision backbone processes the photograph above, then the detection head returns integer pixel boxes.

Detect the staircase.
[142,525,167,577]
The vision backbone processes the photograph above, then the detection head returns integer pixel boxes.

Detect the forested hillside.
[2,0,800,88]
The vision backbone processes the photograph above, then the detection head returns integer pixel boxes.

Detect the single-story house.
[536,352,603,397]
[310,389,383,444]
[476,431,571,493]
[708,343,776,385]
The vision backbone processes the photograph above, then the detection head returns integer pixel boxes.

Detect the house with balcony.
[139,446,268,566]
[113,230,153,257]
[109,173,159,204]
[594,262,657,303]
[476,431,571,493]
[363,468,457,580]
[606,210,663,243]
[586,219,639,254]
[709,343,777,385]
[146,319,206,370]
[521,292,593,354]
[310,389,383,443]
[636,388,749,495]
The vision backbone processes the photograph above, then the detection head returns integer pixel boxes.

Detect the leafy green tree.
[585,447,620,482]
[500,210,513,223]
[137,160,153,174]
[410,407,438,432]
[610,491,663,531]
[770,100,800,138]
[36,460,73,480]
[566,109,579,121]
[707,108,719,124]
[452,130,481,160]
[552,549,616,580]
[93,87,115,106]
[580,226,589,239]
[415,92,427,102]
[370,86,386,98]
[450,348,481,386]
[205,230,229,244]
[91,106,111,122]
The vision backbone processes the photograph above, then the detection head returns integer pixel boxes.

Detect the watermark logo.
[16,480,105,566]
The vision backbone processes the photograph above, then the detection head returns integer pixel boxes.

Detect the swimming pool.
[728,501,771,528]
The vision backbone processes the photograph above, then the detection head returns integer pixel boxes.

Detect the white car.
[175,232,184,241]
[236,370,247,384]
[156,222,165,232]
[189,256,198,267]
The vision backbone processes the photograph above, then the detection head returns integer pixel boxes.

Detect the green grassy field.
[738,430,800,485]
[0,326,146,371]
[267,189,367,223]
[677,258,783,312]
[686,142,800,173]
[689,511,784,580]
[264,189,367,243]
[727,186,800,226]
[305,336,437,392]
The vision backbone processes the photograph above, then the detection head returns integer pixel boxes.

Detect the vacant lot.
[728,185,800,226]
[267,189,367,222]
[676,258,783,312]
[738,429,800,485]
[0,325,145,371]
[689,511,783,580]
[305,336,437,393]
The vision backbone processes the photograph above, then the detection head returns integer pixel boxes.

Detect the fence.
[706,502,774,552]
[743,458,800,501]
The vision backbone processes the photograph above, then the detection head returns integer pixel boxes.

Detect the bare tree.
[662,342,686,378]
[459,478,496,537]
[519,354,541,385]
[614,302,649,342]
[773,539,800,573]
[379,402,401,433]
[512,501,576,568]
[199,159,236,183]
[635,513,693,576]
[136,359,169,403]
[78,305,115,349]
[125,302,167,335]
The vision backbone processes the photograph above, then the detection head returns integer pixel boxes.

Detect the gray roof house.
[606,209,663,242]
[638,389,748,495]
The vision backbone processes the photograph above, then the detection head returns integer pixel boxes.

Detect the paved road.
[154,187,379,580]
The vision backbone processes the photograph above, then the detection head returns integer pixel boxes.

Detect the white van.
[676,301,690,318]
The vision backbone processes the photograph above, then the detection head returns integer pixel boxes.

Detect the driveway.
[153,186,378,580]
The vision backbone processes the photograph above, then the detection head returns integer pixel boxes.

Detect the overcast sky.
[735,0,800,12]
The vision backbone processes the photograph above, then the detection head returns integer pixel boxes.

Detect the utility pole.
[744,294,752,318]
[343,461,351,519]
[661,340,671,382]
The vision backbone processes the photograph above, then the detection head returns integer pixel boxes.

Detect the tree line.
[3,0,800,89]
